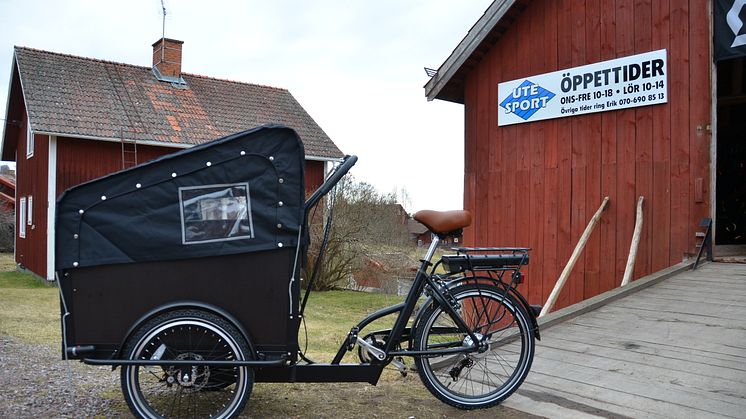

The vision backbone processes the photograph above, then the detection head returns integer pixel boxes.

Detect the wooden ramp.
[504,263,746,419]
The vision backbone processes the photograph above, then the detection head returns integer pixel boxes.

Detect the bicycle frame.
[328,234,491,364]
[252,233,503,385]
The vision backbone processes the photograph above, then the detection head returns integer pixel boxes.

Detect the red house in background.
[0,169,15,212]
[2,38,343,280]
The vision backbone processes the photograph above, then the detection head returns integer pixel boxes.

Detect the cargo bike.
[56,125,540,418]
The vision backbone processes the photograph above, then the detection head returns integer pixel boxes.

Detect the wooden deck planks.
[546,330,746,373]
[504,263,746,418]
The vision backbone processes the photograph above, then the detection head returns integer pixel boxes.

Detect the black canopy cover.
[56,125,306,270]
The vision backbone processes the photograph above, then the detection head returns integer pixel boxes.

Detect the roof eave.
[424,0,522,104]
[36,130,193,150]
[36,130,344,162]
[305,155,344,162]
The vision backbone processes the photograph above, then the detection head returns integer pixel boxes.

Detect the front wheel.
[120,309,253,419]
[413,284,535,409]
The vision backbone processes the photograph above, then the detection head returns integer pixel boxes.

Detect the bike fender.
[116,300,257,360]
[507,288,541,341]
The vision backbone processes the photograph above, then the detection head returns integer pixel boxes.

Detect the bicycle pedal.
[529,305,542,317]
[392,357,408,377]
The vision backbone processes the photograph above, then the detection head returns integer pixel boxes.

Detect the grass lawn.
[0,253,534,418]
[299,290,406,361]
[0,255,60,345]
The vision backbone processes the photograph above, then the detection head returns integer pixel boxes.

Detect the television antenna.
[160,0,167,62]
[160,0,167,38]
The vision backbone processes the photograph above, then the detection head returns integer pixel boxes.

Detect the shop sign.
[498,49,668,126]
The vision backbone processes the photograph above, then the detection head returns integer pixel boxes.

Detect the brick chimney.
[152,38,183,78]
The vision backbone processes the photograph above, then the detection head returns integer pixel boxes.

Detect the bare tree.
[304,176,410,291]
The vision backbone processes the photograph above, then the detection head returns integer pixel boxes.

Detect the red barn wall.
[462,0,710,310]
[56,138,327,198]
[15,130,48,277]
[56,137,176,193]
[304,160,325,197]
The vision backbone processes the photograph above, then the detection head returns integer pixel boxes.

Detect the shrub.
[0,208,14,252]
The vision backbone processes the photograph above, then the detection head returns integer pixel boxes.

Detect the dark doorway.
[716,58,746,249]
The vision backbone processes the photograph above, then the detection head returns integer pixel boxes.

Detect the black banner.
[715,0,746,61]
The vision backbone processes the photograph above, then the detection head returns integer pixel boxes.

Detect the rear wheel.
[413,284,534,409]
[120,309,253,419]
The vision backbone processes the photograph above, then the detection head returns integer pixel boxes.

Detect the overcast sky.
[0,0,493,212]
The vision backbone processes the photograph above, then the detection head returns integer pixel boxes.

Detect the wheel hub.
[463,332,493,356]
[462,332,485,348]
[167,352,210,391]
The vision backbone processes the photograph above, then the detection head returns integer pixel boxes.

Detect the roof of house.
[423,0,529,103]
[406,218,429,236]
[0,173,15,207]
[5,46,343,159]
[0,173,15,189]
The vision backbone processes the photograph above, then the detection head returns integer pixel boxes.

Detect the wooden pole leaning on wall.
[621,196,645,287]
[540,196,610,317]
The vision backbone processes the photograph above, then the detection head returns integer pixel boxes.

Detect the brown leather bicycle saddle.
[414,210,472,235]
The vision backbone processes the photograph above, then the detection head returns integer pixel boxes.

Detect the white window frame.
[47,136,58,281]
[26,124,34,158]
[19,197,26,238]
[27,195,33,226]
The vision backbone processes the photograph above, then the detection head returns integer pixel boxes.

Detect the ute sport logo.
[499,80,555,121]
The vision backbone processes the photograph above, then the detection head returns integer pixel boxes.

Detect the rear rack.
[440,247,530,275]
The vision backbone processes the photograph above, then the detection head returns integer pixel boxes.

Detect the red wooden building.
[2,38,342,280]
[426,1,745,311]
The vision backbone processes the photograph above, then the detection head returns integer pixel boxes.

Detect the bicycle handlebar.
[304,155,358,211]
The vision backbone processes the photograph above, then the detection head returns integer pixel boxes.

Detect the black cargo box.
[56,125,307,361]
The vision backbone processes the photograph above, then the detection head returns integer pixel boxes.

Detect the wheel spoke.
[121,311,253,418]
[414,284,534,409]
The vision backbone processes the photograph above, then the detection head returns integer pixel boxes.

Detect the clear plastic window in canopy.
[179,183,255,244]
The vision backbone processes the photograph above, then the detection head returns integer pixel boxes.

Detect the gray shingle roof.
[13,46,343,159]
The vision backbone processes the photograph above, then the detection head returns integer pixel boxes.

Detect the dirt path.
[0,334,125,418]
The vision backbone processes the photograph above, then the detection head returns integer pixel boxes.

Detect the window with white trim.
[26,124,34,158]
[27,195,32,226]
[19,198,26,238]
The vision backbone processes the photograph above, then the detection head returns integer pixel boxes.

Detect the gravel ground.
[0,335,128,418]
[0,334,539,418]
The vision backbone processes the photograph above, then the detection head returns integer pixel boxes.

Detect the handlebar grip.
[305,155,358,210]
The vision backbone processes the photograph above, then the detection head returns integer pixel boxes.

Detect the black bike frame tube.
[417,272,483,347]
[381,236,455,354]
[329,235,506,366]
[331,302,406,364]
[379,245,435,353]
[83,358,287,367]
[380,235,483,355]
[354,302,406,331]
[388,347,479,357]
[444,274,541,340]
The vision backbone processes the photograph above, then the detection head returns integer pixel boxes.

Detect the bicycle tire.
[413,283,534,409]
[120,309,253,419]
